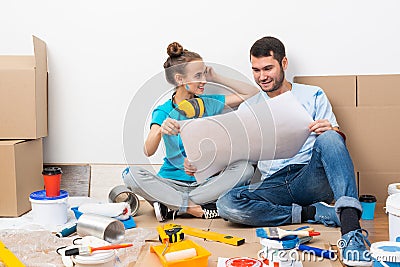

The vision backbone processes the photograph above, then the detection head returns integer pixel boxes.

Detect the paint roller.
[164,248,197,262]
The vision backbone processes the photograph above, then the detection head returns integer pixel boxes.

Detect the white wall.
[1,0,399,164]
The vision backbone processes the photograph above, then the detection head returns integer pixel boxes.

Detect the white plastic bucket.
[370,241,400,267]
[29,190,68,226]
[386,193,400,242]
[388,183,400,196]
[72,251,116,267]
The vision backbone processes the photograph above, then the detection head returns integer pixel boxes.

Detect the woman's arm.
[206,66,259,108]
[143,124,162,157]
[143,118,181,157]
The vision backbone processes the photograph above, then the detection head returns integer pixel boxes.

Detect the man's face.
[251,55,287,93]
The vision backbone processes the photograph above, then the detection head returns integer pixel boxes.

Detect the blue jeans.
[216,130,362,226]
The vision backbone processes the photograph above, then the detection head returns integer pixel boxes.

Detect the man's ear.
[174,73,184,85]
[281,57,288,71]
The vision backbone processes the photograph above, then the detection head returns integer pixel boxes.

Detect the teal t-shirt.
[151,94,225,182]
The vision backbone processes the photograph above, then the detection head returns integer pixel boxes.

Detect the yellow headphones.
[176,98,205,119]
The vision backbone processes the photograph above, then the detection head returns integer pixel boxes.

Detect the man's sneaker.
[201,203,220,219]
[153,202,177,222]
[340,229,372,266]
[309,202,341,227]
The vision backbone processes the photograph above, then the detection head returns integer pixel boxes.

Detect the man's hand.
[309,119,335,135]
[161,118,180,135]
[184,158,197,176]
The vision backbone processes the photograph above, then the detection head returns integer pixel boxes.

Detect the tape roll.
[108,185,140,216]
[388,183,400,196]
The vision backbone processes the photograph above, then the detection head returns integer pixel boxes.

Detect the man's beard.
[260,68,285,93]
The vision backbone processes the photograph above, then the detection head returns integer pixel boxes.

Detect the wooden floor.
[360,203,388,243]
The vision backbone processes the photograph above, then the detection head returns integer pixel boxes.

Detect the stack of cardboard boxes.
[294,75,400,202]
[0,36,47,216]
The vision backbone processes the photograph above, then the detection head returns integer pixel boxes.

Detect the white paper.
[179,91,313,183]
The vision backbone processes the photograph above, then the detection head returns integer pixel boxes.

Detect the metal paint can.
[108,185,140,216]
[77,213,125,243]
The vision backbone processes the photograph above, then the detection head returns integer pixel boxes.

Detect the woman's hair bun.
[167,42,184,57]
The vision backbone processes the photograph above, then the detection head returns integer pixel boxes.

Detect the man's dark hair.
[250,36,286,65]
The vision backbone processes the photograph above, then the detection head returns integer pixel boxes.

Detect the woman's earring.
[185,84,190,91]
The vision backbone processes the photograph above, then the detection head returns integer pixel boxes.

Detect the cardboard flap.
[33,35,47,72]
[0,140,25,146]
[0,56,34,69]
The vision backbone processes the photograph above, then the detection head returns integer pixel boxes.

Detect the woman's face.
[182,60,207,95]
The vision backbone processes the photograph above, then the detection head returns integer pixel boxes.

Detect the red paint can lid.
[225,257,263,267]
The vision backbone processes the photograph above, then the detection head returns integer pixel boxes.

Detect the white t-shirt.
[239,83,338,179]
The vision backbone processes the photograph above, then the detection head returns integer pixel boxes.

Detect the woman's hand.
[184,158,197,176]
[161,118,180,135]
[205,66,220,84]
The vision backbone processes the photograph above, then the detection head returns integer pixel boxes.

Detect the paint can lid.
[42,167,63,175]
[386,193,400,216]
[370,241,400,262]
[359,195,377,203]
[30,190,68,201]
[73,250,115,264]
[225,257,263,267]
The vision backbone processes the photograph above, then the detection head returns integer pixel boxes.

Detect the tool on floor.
[260,226,320,239]
[296,226,335,260]
[150,239,211,267]
[60,243,133,256]
[56,223,77,238]
[164,248,197,262]
[0,240,26,267]
[157,224,185,255]
[162,223,245,246]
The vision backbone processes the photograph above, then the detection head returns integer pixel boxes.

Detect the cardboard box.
[0,139,43,216]
[294,75,400,202]
[0,36,47,139]
[359,172,400,202]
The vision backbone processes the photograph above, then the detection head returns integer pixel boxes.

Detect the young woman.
[123,42,258,221]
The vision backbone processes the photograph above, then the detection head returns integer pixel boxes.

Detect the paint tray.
[150,239,211,267]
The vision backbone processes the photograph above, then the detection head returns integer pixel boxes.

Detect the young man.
[216,36,371,266]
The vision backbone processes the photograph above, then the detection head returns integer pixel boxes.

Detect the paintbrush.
[263,227,320,239]
[63,243,133,256]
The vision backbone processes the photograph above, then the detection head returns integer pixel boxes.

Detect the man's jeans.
[217,130,362,226]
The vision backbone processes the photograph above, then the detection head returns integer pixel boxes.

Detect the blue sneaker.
[340,229,372,266]
[309,202,341,227]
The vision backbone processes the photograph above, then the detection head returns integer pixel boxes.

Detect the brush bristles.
[266,227,278,238]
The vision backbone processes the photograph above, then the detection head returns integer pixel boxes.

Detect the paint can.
[225,257,263,267]
[108,185,140,216]
[29,190,69,226]
[77,213,125,243]
[388,183,400,196]
[370,241,400,267]
[386,193,400,242]
[72,236,116,267]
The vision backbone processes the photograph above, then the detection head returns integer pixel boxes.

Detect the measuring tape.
[157,224,185,244]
